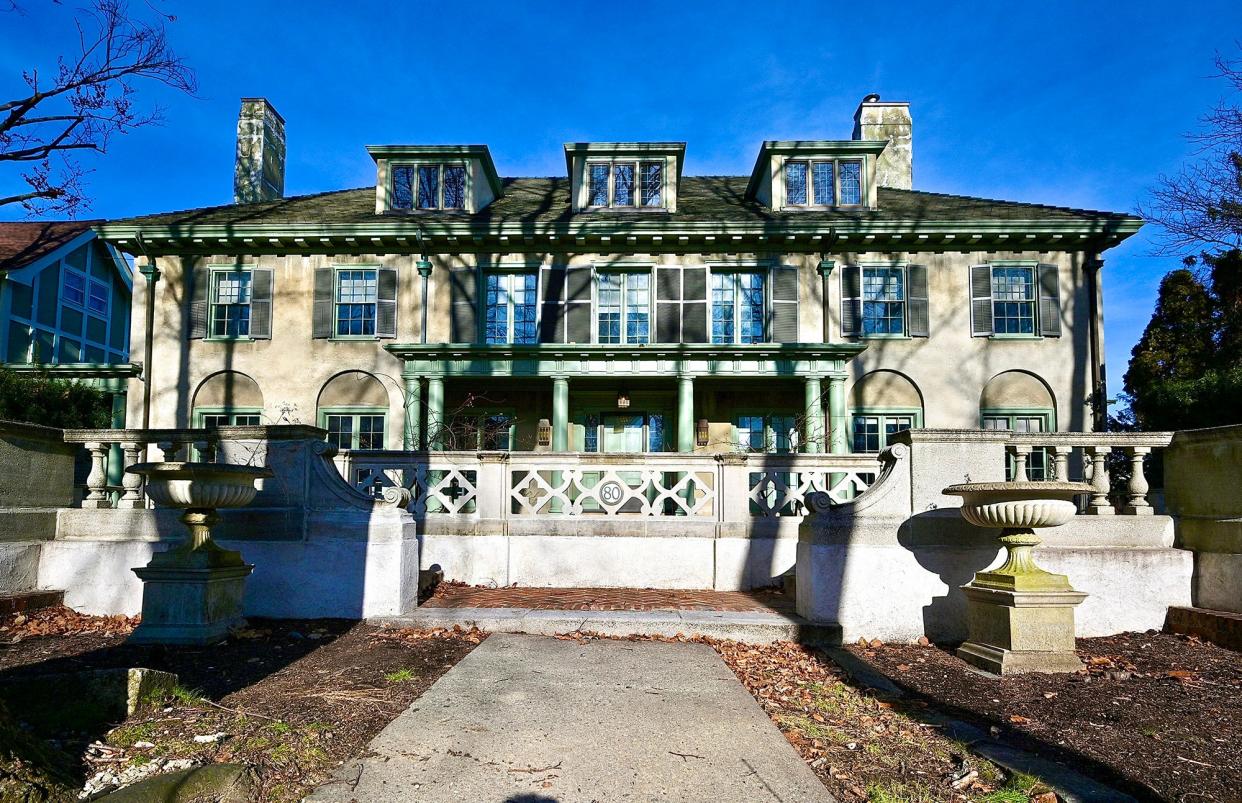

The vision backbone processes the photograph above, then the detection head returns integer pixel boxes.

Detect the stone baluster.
[1123,446,1153,515]
[196,439,217,464]
[1051,445,1072,482]
[116,441,145,509]
[1011,445,1031,482]
[158,441,183,462]
[1085,445,1114,515]
[82,442,111,509]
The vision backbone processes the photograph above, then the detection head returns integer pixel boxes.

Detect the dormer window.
[783,158,862,207]
[587,161,664,209]
[392,163,467,211]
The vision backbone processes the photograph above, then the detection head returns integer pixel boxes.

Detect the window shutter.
[681,302,706,343]
[970,265,993,337]
[250,268,273,339]
[565,267,592,343]
[655,265,682,343]
[449,267,478,342]
[539,267,565,342]
[189,264,209,339]
[656,266,681,302]
[376,266,398,338]
[769,265,799,343]
[840,265,861,337]
[1037,263,1062,337]
[907,264,929,338]
[312,266,334,339]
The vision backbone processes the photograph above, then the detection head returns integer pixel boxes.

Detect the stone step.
[375,607,841,645]
[1165,605,1242,652]
[0,589,63,616]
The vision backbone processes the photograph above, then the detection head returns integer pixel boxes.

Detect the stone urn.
[943,481,1092,675]
[126,462,273,645]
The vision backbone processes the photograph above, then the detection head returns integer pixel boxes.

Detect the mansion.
[98,96,1139,465]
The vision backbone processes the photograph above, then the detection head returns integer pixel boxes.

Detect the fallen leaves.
[0,605,137,640]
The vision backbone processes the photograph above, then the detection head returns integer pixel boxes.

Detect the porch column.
[552,376,569,452]
[402,375,422,451]
[803,375,824,453]
[827,374,848,454]
[677,374,695,453]
[426,376,444,450]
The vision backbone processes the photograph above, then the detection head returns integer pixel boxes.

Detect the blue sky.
[4,0,1241,397]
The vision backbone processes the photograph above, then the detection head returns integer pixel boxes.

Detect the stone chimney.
[852,94,912,190]
[233,98,285,204]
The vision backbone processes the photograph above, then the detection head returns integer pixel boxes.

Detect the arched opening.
[191,371,264,427]
[980,370,1057,478]
[847,370,923,453]
[317,371,391,451]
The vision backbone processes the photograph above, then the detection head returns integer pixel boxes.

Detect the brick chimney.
[852,94,912,190]
[233,98,285,204]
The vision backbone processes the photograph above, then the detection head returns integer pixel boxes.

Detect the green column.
[552,376,569,452]
[403,375,422,450]
[676,375,695,453]
[803,375,823,453]
[106,381,127,491]
[426,376,444,450]
[828,375,848,454]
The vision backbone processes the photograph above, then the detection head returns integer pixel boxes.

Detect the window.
[737,414,799,453]
[324,412,386,451]
[63,270,86,307]
[586,161,664,208]
[458,412,516,450]
[785,159,857,206]
[391,164,467,211]
[839,160,862,205]
[982,412,1052,479]
[87,280,108,316]
[484,273,537,344]
[712,272,766,344]
[597,273,650,344]
[991,267,1036,335]
[210,270,252,338]
[335,269,377,337]
[200,412,262,428]
[862,267,905,335]
[851,413,914,453]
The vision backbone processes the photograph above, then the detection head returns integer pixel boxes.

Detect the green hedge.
[0,369,111,430]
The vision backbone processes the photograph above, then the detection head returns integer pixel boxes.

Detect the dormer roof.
[745,140,887,201]
[561,142,686,183]
[366,145,504,198]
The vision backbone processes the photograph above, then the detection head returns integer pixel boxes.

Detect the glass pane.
[625,272,649,344]
[588,164,609,206]
[61,306,83,337]
[63,271,86,306]
[648,414,664,452]
[87,281,108,315]
[839,160,862,205]
[484,273,508,344]
[33,329,54,363]
[613,163,635,206]
[853,416,881,452]
[417,165,440,209]
[392,166,415,210]
[9,282,33,319]
[325,414,353,450]
[202,414,229,429]
[58,337,81,363]
[597,273,622,344]
[336,269,377,336]
[583,414,599,453]
[771,415,798,453]
[235,414,262,426]
[86,315,107,344]
[640,161,662,207]
[443,165,466,209]
[212,271,252,337]
[6,322,31,363]
[358,415,385,450]
[991,267,1035,334]
[862,267,905,335]
[737,415,765,452]
[512,273,537,344]
[738,273,766,343]
[785,161,808,205]
[481,413,512,450]
[711,272,735,344]
[812,161,834,205]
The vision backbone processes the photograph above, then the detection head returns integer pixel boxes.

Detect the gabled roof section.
[365,144,503,198]
[0,220,100,272]
[562,142,686,182]
[746,140,888,200]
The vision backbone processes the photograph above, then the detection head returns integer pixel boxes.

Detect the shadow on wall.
[897,508,1001,644]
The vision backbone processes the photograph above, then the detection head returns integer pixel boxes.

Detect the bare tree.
[1139,50,1242,256]
[0,0,196,215]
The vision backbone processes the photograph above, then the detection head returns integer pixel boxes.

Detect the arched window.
[192,371,263,427]
[980,371,1057,478]
[847,370,923,453]
[317,371,391,451]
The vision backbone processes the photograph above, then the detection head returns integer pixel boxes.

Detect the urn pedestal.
[126,463,273,646]
[944,481,1092,675]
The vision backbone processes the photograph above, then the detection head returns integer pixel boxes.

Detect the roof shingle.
[0,220,98,271]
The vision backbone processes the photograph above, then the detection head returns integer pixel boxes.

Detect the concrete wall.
[129,247,1097,444]
[1166,424,1242,613]
[0,420,77,593]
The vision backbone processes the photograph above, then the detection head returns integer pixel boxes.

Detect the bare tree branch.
[0,0,196,216]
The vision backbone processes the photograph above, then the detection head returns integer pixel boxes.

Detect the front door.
[601,413,646,453]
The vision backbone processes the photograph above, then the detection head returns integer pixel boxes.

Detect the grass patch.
[384,668,418,683]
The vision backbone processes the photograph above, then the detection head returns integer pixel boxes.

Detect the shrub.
[0,369,111,429]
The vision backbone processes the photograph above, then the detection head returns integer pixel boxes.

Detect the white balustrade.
[64,428,219,510]
[1005,432,1172,515]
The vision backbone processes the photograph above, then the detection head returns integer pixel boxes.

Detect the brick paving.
[421,584,796,613]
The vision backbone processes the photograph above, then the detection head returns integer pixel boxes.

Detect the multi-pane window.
[852,414,914,453]
[392,164,467,211]
[991,267,1036,334]
[11,257,124,365]
[737,414,798,453]
[784,160,839,206]
[325,412,386,451]
[201,412,262,428]
[862,267,905,335]
[586,161,664,208]
[63,270,86,306]
[711,272,766,344]
[461,413,515,450]
[484,273,537,344]
[597,273,650,344]
[983,413,1052,479]
[210,270,252,338]
[335,269,378,336]
[839,160,863,205]
[87,280,108,315]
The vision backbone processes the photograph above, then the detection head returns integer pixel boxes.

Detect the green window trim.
[595,270,652,345]
[734,412,800,454]
[390,161,471,212]
[207,267,253,340]
[317,406,388,451]
[782,156,867,209]
[847,407,922,453]
[980,407,1056,480]
[193,407,264,428]
[970,262,1061,339]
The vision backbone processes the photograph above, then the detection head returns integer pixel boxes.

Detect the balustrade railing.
[1004,432,1173,515]
[63,428,218,509]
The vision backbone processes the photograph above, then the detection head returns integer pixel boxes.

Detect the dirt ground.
[853,631,1242,803]
[0,607,482,801]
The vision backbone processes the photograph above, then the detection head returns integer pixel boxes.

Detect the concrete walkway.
[308,633,834,803]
